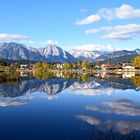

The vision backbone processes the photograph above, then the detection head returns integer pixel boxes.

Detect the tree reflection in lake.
[0,72,20,83]
[132,76,140,88]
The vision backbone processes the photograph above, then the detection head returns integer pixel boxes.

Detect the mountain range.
[69,49,106,62]
[0,42,139,63]
[0,42,77,63]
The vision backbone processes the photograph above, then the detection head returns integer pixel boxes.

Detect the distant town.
[0,54,140,73]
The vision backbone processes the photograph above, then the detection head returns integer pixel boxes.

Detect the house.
[20,64,28,70]
[54,63,63,69]
[122,66,135,71]
[101,64,112,71]
[122,72,135,78]
[20,64,34,70]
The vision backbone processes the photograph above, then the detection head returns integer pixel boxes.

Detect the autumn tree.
[81,61,90,69]
[132,56,140,68]
[35,62,43,70]
[63,62,72,70]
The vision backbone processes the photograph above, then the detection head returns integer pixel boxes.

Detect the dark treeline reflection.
[0,72,140,98]
[0,72,20,83]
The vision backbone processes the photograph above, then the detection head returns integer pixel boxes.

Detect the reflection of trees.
[81,74,90,82]
[0,72,20,83]
[132,76,140,87]
[34,71,91,82]
[34,71,55,80]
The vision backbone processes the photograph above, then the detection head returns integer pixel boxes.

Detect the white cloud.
[104,24,140,40]
[86,24,140,40]
[115,4,140,19]
[85,29,100,34]
[98,8,114,20]
[0,33,28,40]
[76,4,140,25]
[71,44,119,52]
[42,40,59,45]
[85,26,113,34]
[75,14,101,25]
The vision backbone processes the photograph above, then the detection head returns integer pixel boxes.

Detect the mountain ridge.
[0,42,139,63]
[0,42,77,63]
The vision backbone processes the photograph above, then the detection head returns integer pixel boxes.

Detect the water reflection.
[0,72,140,139]
[0,72,140,99]
[0,98,27,107]
[0,77,75,98]
[76,115,140,135]
[0,74,140,98]
[86,99,140,116]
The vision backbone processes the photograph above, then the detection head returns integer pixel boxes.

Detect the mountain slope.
[38,45,77,63]
[69,49,106,62]
[0,42,77,63]
[99,54,138,64]
[96,50,140,61]
[0,42,44,61]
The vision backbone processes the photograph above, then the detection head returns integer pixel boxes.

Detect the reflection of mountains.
[68,77,138,95]
[95,77,136,90]
[0,75,139,98]
[0,78,75,98]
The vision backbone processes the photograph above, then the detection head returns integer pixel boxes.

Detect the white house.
[122,72,135,78]
[54,63,63,69]
[122,66,135,71]
[20,64,28,70]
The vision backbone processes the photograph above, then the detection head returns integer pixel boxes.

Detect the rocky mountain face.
[0,42,77,63]
[96,49,140,62]
[0,42,43,61]
[69,49,140,63]
[69,49,106,62]
[38,45,77,63]
[0,42,139,63]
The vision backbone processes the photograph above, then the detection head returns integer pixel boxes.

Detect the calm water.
[0,72,140,140]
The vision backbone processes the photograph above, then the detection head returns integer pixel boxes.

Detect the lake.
[0,72,140,140]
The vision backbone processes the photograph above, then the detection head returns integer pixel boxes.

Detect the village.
[20,62,137,72]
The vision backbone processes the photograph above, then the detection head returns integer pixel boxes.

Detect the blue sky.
[0,0,140,51]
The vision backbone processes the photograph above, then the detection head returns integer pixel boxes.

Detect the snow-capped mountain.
[96,49,140,61]
[69,49,106,62]
[0,42,77,63]
[38,45,77,63]
[0,42,43,61]
[0,42,139,63]
[135,48,140,54]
